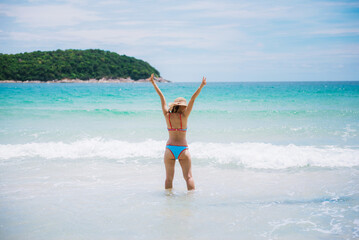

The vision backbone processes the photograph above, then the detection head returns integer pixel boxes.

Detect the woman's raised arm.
[183,76,206,117]
[149,73,168,115]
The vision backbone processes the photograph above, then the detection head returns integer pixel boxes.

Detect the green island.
[0,49,166,82]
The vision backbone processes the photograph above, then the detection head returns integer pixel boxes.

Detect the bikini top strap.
[169,112,172,129]
[180,114,182,129]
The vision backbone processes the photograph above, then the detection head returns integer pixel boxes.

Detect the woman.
[149,73,206,190]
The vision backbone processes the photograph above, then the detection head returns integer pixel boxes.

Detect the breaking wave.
[0,138,358,169]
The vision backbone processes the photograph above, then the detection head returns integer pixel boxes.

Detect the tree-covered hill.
[0,49,160,81]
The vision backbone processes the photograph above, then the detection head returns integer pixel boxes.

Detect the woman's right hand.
[201,76,207,87]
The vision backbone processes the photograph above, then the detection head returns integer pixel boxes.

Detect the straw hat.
[168,97,187,112]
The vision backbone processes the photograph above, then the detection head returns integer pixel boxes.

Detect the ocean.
[0,81,358,239]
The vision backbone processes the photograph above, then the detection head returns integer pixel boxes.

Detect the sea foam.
[0,138,358,169]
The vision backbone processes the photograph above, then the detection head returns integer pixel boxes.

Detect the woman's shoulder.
[181,112,189,118]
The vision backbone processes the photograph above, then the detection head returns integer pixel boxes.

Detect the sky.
[0,0,358,82]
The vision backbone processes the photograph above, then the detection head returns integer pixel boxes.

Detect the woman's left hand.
[148,73,155,83]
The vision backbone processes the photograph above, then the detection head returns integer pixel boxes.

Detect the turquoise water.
[1,82,359,145]
[1,82,359,239]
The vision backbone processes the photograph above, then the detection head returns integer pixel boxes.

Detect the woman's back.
[166,112,188,145]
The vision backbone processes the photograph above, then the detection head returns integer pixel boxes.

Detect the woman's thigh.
[164,148,175,179]
[178,149,193,178]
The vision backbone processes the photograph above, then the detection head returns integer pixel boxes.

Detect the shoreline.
[0,77,171,83]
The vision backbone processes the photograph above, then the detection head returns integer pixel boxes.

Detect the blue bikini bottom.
[166,144,189,160]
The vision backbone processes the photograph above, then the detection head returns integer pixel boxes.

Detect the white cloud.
[317,1,359,7]
[308,28,359,35]
[8,29,146,44]
[196,6,294,19]
[163,1,237,11]
[97,0,127,6]
[115,20,189,27]
[8,22,245,50]
[163,1,294,20]
[0,4,102,27]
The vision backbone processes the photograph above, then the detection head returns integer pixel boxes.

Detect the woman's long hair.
[171,105,179,113]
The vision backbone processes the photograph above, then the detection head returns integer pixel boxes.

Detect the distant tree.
[0,49,161,81]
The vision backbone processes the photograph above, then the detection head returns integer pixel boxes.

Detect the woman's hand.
[201,76,207,87]
[148,73,155,84]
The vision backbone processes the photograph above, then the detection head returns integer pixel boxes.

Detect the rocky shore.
[0,77,171,83]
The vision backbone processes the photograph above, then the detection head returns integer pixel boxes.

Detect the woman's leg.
[164,148,175,189]
[178,150,195,190]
